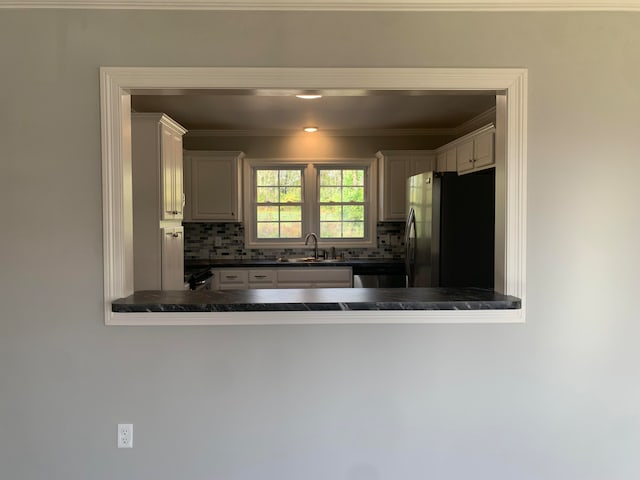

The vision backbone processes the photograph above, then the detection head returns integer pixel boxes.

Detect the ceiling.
[131,92,496,133]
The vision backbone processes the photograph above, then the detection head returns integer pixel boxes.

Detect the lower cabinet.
[212,267,352,290]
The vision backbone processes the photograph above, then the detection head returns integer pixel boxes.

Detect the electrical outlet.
[117,424,133,449]
[214,237,222,247]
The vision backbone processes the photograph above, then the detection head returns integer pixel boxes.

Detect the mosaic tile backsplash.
[184,222,406,260]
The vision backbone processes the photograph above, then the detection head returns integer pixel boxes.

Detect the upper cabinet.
[376,150,435,222]
[183,151,245,222]
[132,113,187,221]
[435,124,495,175]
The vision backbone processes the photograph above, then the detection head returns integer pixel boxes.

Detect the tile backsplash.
[184,222,405,260]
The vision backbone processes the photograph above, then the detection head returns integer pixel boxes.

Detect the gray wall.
[1,10,639,480]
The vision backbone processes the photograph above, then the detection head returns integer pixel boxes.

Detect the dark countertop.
[185,258,405,276]
[113,287,521,312]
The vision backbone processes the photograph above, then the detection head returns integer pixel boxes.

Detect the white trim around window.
[243,158,377,249]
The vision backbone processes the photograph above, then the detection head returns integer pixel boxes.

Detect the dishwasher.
[352,264,407,288]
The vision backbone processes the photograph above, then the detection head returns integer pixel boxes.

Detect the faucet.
[304,232,319,260]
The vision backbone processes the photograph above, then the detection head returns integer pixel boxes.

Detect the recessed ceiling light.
[303,127,318,133]
[296,94,323,100]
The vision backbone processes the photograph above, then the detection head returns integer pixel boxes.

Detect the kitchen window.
[255,168,304,239]
[318,167,366,239]
[244,158,377,248]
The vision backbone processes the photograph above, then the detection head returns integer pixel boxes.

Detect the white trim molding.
[100,67,527,326]
[3,0,640,11]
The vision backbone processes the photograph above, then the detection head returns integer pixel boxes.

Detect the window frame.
[254,165,306,242]
[315,162,372,244]
[244,157,377,249]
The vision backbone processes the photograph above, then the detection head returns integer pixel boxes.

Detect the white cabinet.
[436,148,457,172]
[161,226,185,290]
[132,113,187,290]
[183,151,244,222]
[248,269,276,288]
[454,126,495,175]
[217,269,249,290]
[376,150,435,222]
[212,267,352,289]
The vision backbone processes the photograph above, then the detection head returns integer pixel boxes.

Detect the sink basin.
[277,257,342,263]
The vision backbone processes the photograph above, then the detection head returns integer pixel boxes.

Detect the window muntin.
[318,168,366,239]
[255,168,303,239]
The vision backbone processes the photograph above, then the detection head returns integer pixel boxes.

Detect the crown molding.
[2,0,639,11]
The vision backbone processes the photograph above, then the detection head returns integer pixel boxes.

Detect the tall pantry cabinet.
[131,113,187,290]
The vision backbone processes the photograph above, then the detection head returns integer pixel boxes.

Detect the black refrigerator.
[404,169,495,288]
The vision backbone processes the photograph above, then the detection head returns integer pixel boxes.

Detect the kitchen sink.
[277,257,342,263]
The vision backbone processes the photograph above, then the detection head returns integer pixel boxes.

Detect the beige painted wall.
[1,10,639,480]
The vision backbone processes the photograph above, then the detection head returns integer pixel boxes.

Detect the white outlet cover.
[118,424,133,448]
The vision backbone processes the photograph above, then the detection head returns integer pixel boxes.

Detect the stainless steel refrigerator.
[404,169,495,288]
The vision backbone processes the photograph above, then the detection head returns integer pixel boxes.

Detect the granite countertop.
[113,287,521,312]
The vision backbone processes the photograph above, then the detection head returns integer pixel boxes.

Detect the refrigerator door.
[404,207,416,286]
[407,172,436,287]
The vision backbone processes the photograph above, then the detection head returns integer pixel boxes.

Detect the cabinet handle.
[225,275,238,279]
[254,275,267,279]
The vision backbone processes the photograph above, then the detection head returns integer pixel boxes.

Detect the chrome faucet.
[304,232,319,260]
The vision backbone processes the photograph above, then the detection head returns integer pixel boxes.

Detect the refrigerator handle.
[404,207,416,287]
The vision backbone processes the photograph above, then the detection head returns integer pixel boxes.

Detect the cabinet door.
[248,269,276,288]
[381,155,409,221]
[161,226,184,290]
[161,127,184,221]
[445,148,457,172]
[409,154,434,176]
[473,131,494,169]
[184,152,242,222]
[456,139,475,173]
[218,269,249,290]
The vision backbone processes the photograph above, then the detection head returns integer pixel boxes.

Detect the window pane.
[320,205,341,221]
[280,170,301,186]
[256,170,278,186]
[257,187,278,203]
[280,222,301,238]
[342,186,364,202]
[320,186,341,203]
[280,206,301,221]
[320,222,342,238]
[280,186,301,203]
[257,222,279,238]
[343,205,364,221]
[257,206,279,221]
[343,222,364,238]
[320,169,341,186]
[343,169,364,186]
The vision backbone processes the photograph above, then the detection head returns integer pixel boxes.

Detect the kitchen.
[112,81,520,312]
[130,91,495,285]
[117,85,519,313]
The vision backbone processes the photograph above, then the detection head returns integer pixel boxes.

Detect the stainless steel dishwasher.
[352,263,407,288]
